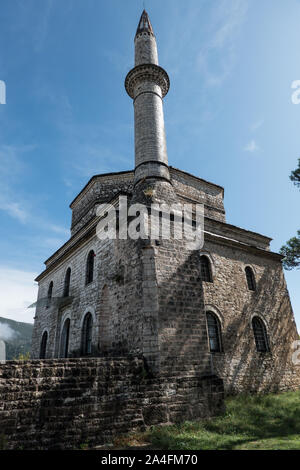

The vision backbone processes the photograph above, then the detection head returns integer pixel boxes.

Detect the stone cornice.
[37,195,123,280]
[69,170,134,209]
[170,167,224,195]
[69,167,225,211]
[204,230,282,261]
[36,210,280,283]
[204,216,272,247]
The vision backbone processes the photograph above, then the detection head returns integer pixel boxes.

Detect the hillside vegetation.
[0,317,33,360]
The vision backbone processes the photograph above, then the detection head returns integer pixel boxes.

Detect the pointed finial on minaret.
[135,10,155,38]
[134,10,158,66]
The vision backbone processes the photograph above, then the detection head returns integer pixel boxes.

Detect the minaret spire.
[134,9,159,67]
[135,10,154,37]
[125,10,171,185]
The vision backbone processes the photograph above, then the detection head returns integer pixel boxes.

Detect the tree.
[290,158,300,187]
[280,159,300,269]
[280,231,300,269]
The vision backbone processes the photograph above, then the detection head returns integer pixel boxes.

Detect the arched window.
[60,318,70,358]
[81,313,93,356]
[206,312,222,352]
[252,316,269,352]
[200,256,213,283]
[245,267,256,291]
[63,267,71,297]
[40,331,48,359]
[86,250,95,285]
[48,281,53,299]
[46,281,53,308]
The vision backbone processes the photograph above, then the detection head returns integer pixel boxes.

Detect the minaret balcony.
[125,63,170,99]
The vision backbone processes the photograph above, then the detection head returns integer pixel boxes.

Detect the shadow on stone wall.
[0,356,224,450]
[208,253,300,394]
[153,241,299,394]
[155,246,212,377]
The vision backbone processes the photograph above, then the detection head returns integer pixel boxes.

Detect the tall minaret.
[125,10,171,186]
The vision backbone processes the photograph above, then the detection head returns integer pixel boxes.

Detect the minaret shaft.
[125,10,170,185]
[135,33,158,66]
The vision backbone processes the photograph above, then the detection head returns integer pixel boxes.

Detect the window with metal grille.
[245,267,256,291]
[86,250,95,285]
[200,256,213,282]
[206,312,222,352]
[40,331,48,359]
[63,267,71,297]
[82,313,93,356]
[60,319,70,358]
[252,316,269,352]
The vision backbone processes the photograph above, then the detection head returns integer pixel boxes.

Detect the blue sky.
[0,0,299,326]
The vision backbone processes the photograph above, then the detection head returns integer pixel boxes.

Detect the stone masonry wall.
[139,179,300,391]
[202,239,300,394]
[170,169,226,223]
[33,174,300,396]
[67,168,226,244]
[135,32,159,66]
[154,238,213,378]
[0,357,224,450]
[33,171,227,363]
[32,234,106,359]
[32,232,146,360]
[155,240,300,393]
[70,173,133,237]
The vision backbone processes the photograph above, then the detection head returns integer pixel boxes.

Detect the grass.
[115,391,300,450]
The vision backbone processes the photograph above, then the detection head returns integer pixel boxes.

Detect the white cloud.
[250,119,264,131]
[0,323,18,341]
[42,223,69,237]
[0,143,70,234]
[0,144,35,222]
[0,201,28,223]
[43,237,67,249]
[0,268,38,324]
[197,0,248,87]
[34,0,54,52]
[244,139,259,152]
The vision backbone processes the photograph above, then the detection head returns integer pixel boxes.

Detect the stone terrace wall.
[0,357,224,450]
